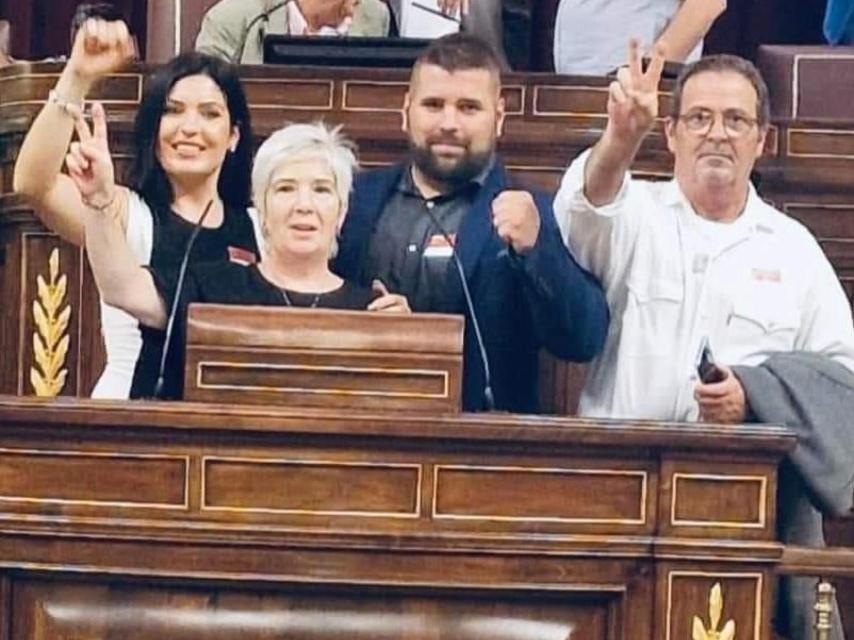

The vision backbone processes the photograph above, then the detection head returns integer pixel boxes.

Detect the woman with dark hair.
[13,18,262,399]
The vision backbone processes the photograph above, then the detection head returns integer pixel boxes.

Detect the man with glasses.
[553,42,854,423]
[554,48,854,640]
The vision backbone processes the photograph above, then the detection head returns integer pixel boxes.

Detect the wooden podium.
[0,395,795,640]
[184,305,465,413]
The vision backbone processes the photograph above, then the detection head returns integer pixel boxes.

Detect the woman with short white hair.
[82,121,410,400]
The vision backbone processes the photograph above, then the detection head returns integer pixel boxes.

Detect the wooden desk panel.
[0,396,794,640]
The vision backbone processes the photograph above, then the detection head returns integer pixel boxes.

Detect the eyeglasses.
[677,108,759,137]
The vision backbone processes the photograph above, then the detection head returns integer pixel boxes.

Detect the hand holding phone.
[696,338,726,384]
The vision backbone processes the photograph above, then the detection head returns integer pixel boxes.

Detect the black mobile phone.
[696,340,726,384]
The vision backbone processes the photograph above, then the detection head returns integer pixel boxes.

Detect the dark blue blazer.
[335,161,609,413]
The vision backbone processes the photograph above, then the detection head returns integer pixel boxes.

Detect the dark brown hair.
[412,32,501,80]
[670,54,770,128]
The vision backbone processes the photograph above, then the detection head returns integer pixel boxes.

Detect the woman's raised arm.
[12,18,135,245]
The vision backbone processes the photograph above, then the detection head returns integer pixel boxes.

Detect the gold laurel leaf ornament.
[692,583,736,640]
[29,248,71,397]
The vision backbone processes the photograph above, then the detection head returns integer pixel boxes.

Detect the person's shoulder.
[750,195,830,260]
[352,165,403,200]
[204,0,260,20]
[192,259,251,282]
[752,195,815,240]
[328,280,379,310]
[352,0,391,31]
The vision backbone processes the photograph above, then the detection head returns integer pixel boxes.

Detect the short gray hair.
[251,122,358,224]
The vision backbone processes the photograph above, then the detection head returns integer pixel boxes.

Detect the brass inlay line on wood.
[786,128,854,160]
[692,582,736,640]
[341,81,525,116]
[532,84,672,117]
[200,456,422,518]
[666,571,762,640]
[0,73,143,107]
[432,464,648,524]
[0,448,190,510]
[670,473,767,529]
[29,248,70,397]
[196,361,450,399]
[243,78,334,111]
[342,80,408,113]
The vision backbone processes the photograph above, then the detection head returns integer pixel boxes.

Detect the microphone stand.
[422,204,495,411]
[152,199,214,400]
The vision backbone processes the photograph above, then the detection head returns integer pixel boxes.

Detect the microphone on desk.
[422,205,495,411]
[233,0,294,64]
[152,200,214,400]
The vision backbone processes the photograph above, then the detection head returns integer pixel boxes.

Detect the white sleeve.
[125,190,154,264]
[797,241,854,373]
[553,148,644,291]
[90,191,153,399]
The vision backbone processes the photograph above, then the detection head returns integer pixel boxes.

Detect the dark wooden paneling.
[0,0,147,61]
[204,457,420,516]
[0,396,791,639]
[12,577,614,640]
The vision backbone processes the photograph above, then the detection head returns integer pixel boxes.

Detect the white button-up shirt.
[554,149,854,421]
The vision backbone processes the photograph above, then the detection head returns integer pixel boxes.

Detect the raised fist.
[68,18,135,84]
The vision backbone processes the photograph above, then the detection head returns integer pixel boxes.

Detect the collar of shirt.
[286,2,351,35]
[660,178,774,238]
[399,155,495,200]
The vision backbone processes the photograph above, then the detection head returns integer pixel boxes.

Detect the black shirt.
[129,204,259,399]
[363,163,491,312]
[145,261,378,400]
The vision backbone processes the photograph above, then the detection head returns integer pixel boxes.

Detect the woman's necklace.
[280,288,322,308]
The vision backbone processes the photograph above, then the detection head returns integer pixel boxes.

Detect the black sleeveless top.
[129,204,259,399]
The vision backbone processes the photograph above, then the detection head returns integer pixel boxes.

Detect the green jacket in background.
[195,0,391,65]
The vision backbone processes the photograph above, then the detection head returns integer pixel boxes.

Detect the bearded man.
[335,33,609,412]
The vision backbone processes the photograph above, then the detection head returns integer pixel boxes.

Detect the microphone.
[153,200,214,399]
[233,0,293,64]
[422,205,495,411]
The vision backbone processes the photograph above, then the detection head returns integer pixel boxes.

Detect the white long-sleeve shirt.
[554,149,854,420]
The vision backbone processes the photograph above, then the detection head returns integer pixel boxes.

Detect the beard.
[409,138,493,189]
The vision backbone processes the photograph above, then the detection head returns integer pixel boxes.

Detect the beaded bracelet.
[83,192,117,213]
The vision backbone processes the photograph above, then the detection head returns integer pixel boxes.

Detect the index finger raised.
[71,106,93,143]
[91,102,110,144]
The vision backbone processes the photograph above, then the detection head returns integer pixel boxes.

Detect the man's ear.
[664,117,676,154]
[401,92,411,134]
[496,95,506,138]
[753,126,768,160]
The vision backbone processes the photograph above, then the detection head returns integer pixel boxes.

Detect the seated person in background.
[196,0,391,64]
[390,0,531,70]
[553,0,726,76]
[78,119,410,400]
[69,3,124,50]
[335,33,609,413]
[553,45,853,638]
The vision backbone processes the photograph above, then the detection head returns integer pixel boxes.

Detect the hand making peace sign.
[65,102,117,210]
[607,39,666,141]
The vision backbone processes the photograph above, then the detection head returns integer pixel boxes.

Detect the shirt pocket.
[621,276,684,357]
[726,294,800,353]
